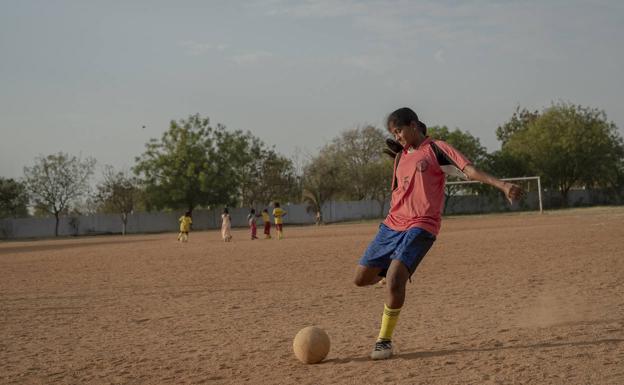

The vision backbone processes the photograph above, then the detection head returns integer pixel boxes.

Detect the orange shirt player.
[354,107,524,360]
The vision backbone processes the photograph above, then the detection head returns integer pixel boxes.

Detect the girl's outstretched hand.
[503,182,524,204]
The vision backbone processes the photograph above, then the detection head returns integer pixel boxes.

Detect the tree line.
[1,102,623,236]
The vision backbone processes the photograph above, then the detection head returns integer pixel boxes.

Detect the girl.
[177,211,192,242]
[221,208,232,242]
[247,208,259,240]
[354,107,523,360]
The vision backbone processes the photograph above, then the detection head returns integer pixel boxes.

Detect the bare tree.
[96,166,141,235]
[302,150,343,222]
[23,153,96,236]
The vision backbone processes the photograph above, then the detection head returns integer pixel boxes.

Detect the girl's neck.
[406,135,426,152]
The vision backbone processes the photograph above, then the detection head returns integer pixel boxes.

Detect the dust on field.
[1,206,623,384]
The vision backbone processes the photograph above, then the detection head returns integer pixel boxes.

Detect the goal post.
[445,176,543,214]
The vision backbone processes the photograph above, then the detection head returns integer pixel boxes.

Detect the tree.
[504,103,624,204]
[240,150,300,207]
[331,126,390,201]
[134,113,287,211]
[23,153,96,236]
[0,177,29,218]
[135,114,217,211]
[364,157,394,218]
[301,125,394,219]
[302,149,343,221]
[428,126,488,212]
[496,106,540,145]
[428,125,488,166]
[95,166,141,235]
[606,159,624,203]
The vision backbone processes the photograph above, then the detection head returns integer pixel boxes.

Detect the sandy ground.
[1,207,624,385]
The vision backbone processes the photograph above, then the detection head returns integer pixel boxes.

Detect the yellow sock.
[378,304,401,341]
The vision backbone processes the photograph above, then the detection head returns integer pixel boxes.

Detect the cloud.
[343,54,394,74]
[179,41,227,56]
[257,0,607,55]
[231,51,273,65]
[434,49,445,64]
[263,0,365,18]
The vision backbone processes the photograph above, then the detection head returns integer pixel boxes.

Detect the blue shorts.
[359,223,436,277]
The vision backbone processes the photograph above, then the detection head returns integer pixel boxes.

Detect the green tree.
[428,126,488,212]
[135,113,290,211]
[241,150,300,207]
[135,114,233,211]
[606,159,624,203]
[505,103,624,204]
[135,114,218,211]
[0,177,29,218]
[496,106,540,145]
[23,153,96,236]
[428,125,488,166]
[95,166,141,235]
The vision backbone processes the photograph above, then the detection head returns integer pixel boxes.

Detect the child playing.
[272,202,287,240]
[354,107,523,360]
[247,208,259,240]
[221,208,232,242]
[261,208,271,239]
[177,211,192,242]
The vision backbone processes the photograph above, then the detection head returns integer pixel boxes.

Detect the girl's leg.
[385,259,410,309]
[353,265,384,286]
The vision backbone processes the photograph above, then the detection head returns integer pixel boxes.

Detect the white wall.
[1,188,621,239]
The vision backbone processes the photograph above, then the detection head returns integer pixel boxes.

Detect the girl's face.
[389,122,422,148]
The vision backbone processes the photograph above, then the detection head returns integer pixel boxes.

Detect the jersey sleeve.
[431,140,472,171]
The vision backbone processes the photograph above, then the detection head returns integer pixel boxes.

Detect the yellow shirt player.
[178,211,192,242]
[272,202,287,240]
[261,209,272,239]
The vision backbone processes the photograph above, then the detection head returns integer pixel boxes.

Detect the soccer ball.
[292,326,330,364]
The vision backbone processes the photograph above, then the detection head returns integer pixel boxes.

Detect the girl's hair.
[185,211,192,216]
[274,202,280,208]
[386,107,427,135]
[262,208,268,213]
[250,208,256,214]
[223,208,229,214]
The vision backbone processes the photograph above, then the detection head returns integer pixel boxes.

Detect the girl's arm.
[463,164,524,203]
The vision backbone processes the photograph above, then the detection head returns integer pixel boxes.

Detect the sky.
[1,0,623,180]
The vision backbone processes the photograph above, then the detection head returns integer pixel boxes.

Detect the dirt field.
[1,207,624,385]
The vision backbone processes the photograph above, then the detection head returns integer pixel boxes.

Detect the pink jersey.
[383,137,471,235]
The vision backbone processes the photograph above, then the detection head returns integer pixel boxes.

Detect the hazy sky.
[1,0,623,179]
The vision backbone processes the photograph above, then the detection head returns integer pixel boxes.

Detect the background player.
[272,202,287,240]
[261,208,271,239]
[177,211,192,242]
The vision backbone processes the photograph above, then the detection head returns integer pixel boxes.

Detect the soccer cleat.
[370,340,393,360]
